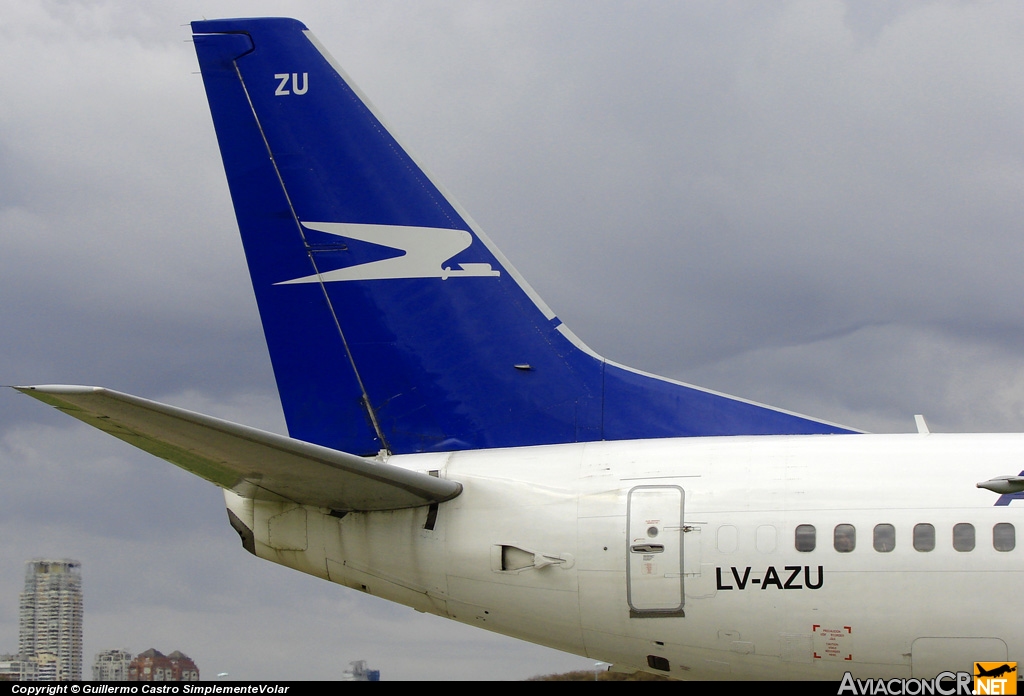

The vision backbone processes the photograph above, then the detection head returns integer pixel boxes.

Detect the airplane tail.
[191,17,855,456]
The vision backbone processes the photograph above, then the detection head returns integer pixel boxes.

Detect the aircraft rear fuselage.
[229,432,1023,679]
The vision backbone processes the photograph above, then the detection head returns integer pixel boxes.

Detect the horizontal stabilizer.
[15,385,462,512]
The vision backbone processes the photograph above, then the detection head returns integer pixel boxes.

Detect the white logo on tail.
[275,222,500,284]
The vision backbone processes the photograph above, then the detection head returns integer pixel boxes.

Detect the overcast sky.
[2,0,1023,681]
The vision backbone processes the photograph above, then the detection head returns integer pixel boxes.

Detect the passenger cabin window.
[795,524,816,552]
[873,524,895,552]
[756,525,777,553]
[717,525,738,553]
[833,524,856,552]
[914,523,935,551]
[994,523,1015,552]
[953,523,975,552]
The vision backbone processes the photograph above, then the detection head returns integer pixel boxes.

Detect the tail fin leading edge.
[192,18,855,456]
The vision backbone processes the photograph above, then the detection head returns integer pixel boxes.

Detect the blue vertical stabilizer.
[192,18,857,455]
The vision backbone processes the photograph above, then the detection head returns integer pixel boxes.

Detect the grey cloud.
[2,0,1023,680]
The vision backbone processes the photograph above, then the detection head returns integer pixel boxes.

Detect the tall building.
[18,559,83,681]
[93,649,132,681]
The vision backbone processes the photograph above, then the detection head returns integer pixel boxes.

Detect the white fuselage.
[226,432,1024,680]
